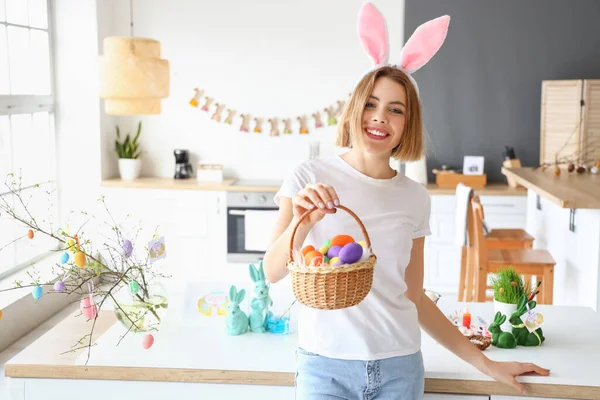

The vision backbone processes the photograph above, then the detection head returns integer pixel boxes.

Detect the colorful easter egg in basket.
[330,234,354,247]
[301,245,315,256]
[338,242,363,264]
[329,256,342,266]
[327,245,342,259]
[304,250,323,266]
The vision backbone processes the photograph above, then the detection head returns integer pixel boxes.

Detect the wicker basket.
[468,334,492,351]
[286,205,377,310]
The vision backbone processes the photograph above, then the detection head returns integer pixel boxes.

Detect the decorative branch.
[0,173,168,365]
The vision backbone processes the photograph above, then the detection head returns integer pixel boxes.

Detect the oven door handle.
[228,210,246,216]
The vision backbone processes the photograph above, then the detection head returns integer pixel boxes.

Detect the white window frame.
[0,0,58,279]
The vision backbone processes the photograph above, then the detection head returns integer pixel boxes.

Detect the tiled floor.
[0,303,78,399]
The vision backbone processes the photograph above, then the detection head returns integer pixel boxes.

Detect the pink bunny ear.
[357,1,389,67]
[399,15,450,74]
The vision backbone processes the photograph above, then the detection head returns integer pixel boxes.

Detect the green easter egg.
[129,280,140,295]
[324,256,330,264]
[324,239,331,247]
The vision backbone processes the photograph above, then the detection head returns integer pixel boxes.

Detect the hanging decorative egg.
[66,239,76,253]
[32,286,43,300]
[142,333,154,350]
[80,297,98,320]
[27,229,34,239]
[129,280,140,295]
[60,251,69,264]
[0,309,3,321]
[74,251,86,268]
[123,239,133,257]
[54,281,65,292]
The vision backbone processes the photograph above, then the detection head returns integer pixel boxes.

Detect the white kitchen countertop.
[5,281,600,399]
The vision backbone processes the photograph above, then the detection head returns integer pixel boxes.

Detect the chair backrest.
[469,195,488,268]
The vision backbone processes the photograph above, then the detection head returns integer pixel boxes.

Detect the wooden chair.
[457,192,535,302]
[467,196,556,304]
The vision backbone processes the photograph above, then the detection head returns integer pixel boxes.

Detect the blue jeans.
[295,347,425,399]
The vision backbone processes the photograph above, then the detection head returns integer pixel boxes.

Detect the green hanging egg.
[129,280,140,295]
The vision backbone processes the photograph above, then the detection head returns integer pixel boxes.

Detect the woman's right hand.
[292,183,340,226]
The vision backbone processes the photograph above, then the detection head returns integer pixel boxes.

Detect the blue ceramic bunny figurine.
[226,285,249,336]
[249,260,273,333]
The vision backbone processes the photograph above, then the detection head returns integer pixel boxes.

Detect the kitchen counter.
[4,295,599,399]
[101,177,525,196]
[501,167,600,209]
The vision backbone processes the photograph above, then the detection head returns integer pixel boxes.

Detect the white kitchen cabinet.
[98,187,224,282]
[525,190,600,310]
[425,194,527,294]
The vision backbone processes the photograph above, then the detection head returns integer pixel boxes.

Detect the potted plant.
[491,267,530,332]
[115,121,142,180]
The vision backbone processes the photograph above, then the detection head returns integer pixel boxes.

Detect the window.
[0,0,57,277]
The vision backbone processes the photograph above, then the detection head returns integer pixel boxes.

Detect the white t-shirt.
[275,155,431,361]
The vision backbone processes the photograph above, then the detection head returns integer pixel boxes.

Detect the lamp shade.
[99,37,170,115]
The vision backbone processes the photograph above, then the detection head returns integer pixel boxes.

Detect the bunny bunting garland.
[188,2,450,134]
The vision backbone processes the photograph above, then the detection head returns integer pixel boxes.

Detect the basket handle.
[288,205,372,261]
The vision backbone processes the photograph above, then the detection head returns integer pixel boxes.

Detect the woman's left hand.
[482,359,551,394]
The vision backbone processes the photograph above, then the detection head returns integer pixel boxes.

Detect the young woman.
[263,3,549,399]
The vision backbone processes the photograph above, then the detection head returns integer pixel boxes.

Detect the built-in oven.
[226,190,279,263]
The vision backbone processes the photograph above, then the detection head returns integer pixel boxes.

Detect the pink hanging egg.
[80,297,98,319]
[142,333,154,350]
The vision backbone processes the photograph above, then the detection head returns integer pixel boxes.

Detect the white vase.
[404,157,428,184]
[118,158,142,181]
[493,299,518,332]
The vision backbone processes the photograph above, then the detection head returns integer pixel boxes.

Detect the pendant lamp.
[98,1,170,115]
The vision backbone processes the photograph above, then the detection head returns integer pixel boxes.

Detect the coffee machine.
[174,149,193,179]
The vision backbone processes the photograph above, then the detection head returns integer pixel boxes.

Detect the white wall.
[98,0,405,180]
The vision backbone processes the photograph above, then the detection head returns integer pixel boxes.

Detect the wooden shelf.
[501,167,600,209]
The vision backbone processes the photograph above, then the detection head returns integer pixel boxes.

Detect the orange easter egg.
[0,309,3,321]
[302,245,315,256]
[74,251,86,268]
[330,235,354,247]
[304,250,323,266]
[27,229,34,239]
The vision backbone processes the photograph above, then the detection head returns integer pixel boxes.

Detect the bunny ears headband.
[357,1,450,92]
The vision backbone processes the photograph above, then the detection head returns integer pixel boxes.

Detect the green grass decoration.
[491,267,531,304]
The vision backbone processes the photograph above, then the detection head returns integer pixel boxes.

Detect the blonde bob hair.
[336,66,424,161]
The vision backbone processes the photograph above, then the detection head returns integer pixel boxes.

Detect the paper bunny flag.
[357,1,450,94]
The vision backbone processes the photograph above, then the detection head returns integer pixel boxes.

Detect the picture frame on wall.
[463,156,485,175]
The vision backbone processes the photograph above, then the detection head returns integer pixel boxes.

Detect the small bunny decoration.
[248,260,272,333]
[297,115,309,134]
[211,103,226,122]
[226,285,249,336]
[224,109,237,125]
[240,114,252,132]
[509,293,545,346]
[268,118,280,136]
[324,106,337,126]
[312,112,324,128]
[282,118,293,134]
[489,312,517,349]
